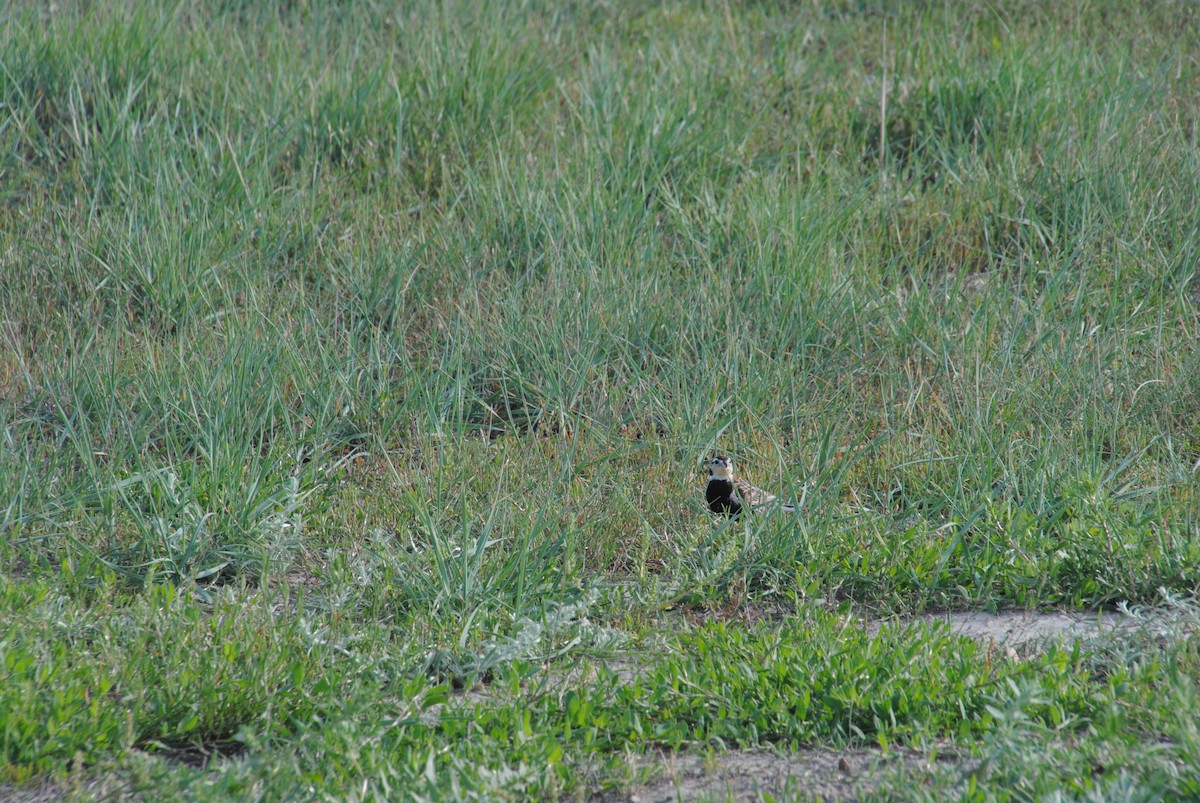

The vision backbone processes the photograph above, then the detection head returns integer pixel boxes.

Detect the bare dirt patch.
[595,745,967,803]
[0,776,142,802]
[0,781,65,803]
[873,607,1171,653]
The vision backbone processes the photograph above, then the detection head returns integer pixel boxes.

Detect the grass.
[1,0,1199,798]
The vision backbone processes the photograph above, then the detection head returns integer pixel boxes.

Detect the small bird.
[705,456,795,516]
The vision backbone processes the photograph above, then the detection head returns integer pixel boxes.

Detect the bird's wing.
[735,477,776,507]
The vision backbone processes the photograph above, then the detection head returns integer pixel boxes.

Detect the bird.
[705,456,795,516]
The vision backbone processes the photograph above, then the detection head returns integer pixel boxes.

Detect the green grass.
[2,0,1199,798]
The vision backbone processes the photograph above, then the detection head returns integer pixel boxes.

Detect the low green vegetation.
[1,0,1198,798]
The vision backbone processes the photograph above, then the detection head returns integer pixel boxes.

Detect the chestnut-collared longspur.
[705,455,795,516]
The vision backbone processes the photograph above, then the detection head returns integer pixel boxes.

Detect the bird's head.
[708,455,733,481]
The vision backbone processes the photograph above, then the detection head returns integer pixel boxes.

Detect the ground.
[2,0,1199,799]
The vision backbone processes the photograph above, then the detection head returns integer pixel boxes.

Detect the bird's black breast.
[706,479,742,516]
